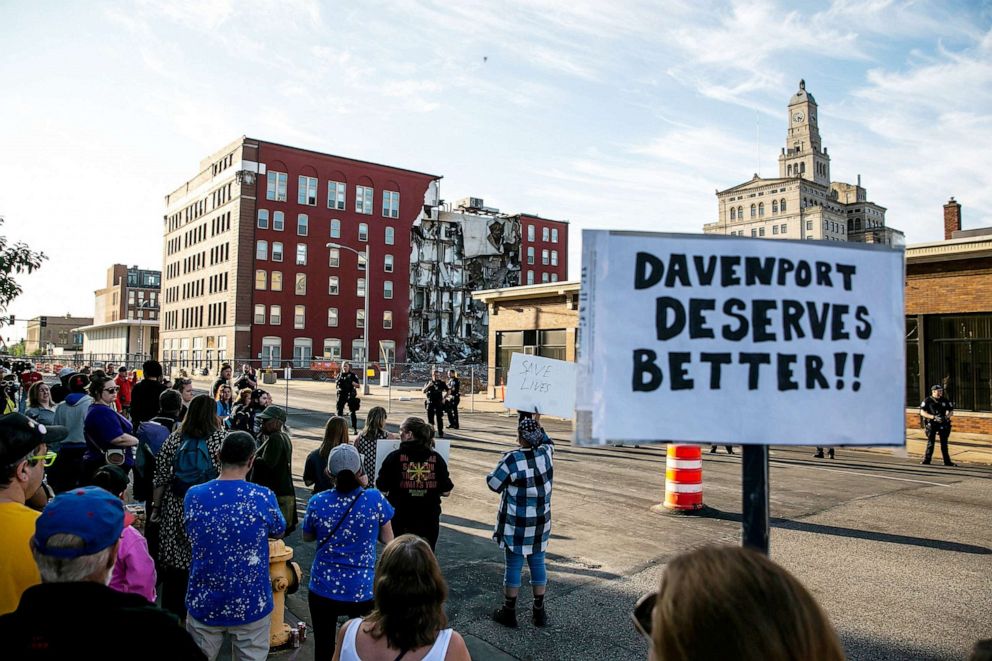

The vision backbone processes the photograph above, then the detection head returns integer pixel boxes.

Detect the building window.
[385,226,395,245]
[296,243,307,266]
[298,176,318,205]
[328,181,346,210]
[542,249,549,265]
[255,270,267,290]
[270,305,282,325]
[261,337,281,368]
[806,220,813,230]
[551,273,559,282]
[750,204,756,218]
[355,185,373,214]
[327,307,338,327]
[256,240,268,260]
[384,254,394,272]
[382,190,400,218]
[266,171,287,202]
[737,205,743,219]
[357,278,366,297]
[730,207,736,220]
[328,248,340,268]
[293,338,312,368]
[294,305,305,329]
[759,227,766,236]
[551,250,558,266]
[271,271,283,291]
[356,310,365,328]
[773,225,779,235]
[258,209,269,229]
[358,253,366,271]
[527,247,535,264]
[758,202,765,216]
[272,242,284,262]
[297,214,309,236]
[751,229,757,237]
[295,273,307,295]
[542,272,550,283]
[527,270,535,284]
[359,223,369,242]
[384,280,393,299]
[330,218,341,239]
[552,228,558,243]
[780,223,787,233]
[273,211,285,231]
[254,304,266,324]
[383,311,393,329]
[527,225,535,241]
[542,227,549,241]
[323,338,341,359]
[772,200,778,213]
[328,276,339,295]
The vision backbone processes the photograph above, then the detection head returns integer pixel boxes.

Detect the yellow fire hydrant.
[268,539,303,649]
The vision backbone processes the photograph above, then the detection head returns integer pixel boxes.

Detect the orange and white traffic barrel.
[654,444,704,513]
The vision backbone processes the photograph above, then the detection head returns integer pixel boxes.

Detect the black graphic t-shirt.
[376,443,453,518]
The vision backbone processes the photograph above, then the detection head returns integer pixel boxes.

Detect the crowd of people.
[0,358,982,661]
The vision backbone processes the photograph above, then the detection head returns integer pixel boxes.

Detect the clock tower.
[778,80,830,185]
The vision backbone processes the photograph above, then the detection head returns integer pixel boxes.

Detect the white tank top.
[340,619,453,661]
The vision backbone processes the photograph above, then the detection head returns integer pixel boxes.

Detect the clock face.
[793,111,805,123]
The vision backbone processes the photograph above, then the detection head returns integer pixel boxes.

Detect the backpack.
[171,434,218,497]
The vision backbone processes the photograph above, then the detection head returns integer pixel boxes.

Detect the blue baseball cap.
[33,486,124,559]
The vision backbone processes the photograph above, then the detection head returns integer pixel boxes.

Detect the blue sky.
[2,0,991,340]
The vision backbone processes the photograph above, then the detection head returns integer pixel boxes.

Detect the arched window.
[730,207,736,220]
[780,198,786,212]
[758,202,764,216]
[787,164,792,176]
[800,162,806,174]
[772,200,778,213]
[750,204,756,218]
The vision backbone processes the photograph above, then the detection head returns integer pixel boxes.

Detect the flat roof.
[905,234,992,264]
[76,319,160,332]
[473,281,580,303]
[254,137,443,180]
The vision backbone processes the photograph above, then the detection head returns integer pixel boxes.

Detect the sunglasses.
[103,387,120,393]
[27,451,57,468]
[631,591,656,642]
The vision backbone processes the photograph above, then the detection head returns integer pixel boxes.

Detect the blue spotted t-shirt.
[302,487,393,602]
[184,479,286,626]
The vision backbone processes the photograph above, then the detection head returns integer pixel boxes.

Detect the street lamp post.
[327,242,371,395]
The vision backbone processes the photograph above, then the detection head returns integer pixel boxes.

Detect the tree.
[0,217,47,318]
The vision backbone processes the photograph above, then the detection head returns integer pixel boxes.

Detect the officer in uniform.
[335,362,361,432]
[445,369,461,430]
[422,369,449,438]
[920,384,956,466]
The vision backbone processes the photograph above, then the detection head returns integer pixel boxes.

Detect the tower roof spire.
[789,79,816,106]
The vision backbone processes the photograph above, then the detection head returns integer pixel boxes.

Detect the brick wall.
[943,199,961,240]
[905,257,992,315]
[905,410,992,435]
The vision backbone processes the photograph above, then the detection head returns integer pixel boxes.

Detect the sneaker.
[709,447,717,454]
[532,607,548,627]
[828,449,835,459]
[920,460,931,465]
[813,452,824,459]
[944,462,957,467]
[493,606,518,628]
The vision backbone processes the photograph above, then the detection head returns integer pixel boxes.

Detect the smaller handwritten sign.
[374,439,451,483]
[503,353,577,419]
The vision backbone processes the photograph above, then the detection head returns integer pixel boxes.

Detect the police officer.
[445,369,461,430]
[335,362,361,432]
[423,369,449,438]
[920,384,956,466]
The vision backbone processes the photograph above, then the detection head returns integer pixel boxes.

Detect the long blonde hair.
[360,406,388,440]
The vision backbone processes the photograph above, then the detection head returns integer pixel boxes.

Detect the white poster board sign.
[373,440,451,482]
[575,230,905,447]
[503,353,577,419]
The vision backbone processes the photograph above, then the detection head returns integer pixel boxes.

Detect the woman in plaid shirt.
[487,415,554,628]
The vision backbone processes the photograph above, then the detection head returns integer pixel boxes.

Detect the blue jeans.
[503,549,547,589]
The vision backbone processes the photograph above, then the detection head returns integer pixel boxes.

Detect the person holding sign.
[422,370,449,438]
[488,416,554,629]
[920,385,956,466]
[376,417,453,551]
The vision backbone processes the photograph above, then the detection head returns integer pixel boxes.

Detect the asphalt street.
[216,382,991,661]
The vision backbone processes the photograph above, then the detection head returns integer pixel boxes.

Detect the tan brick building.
[24,316,92,354]
[905,198,992,434]
[473,281,579,396]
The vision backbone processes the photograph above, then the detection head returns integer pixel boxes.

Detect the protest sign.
[503,353,577,419]
[374,439,451,482]
[575,231,905,447]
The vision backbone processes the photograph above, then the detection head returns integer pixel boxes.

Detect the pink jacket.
[108,523,157,603]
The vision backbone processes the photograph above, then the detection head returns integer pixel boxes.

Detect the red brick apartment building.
[515,213,568,285]
[161,137,440,368]
[904,198,992,434]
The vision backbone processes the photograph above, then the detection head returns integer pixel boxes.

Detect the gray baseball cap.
[327,444,363,476]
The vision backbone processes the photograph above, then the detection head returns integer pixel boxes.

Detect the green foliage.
[9,340,26,356]
[0,217,47,317]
